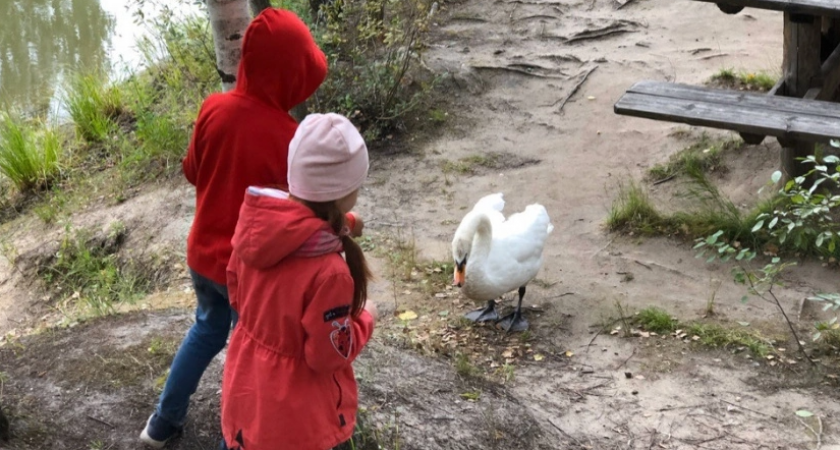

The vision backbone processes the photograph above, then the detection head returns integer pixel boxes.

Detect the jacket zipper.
[333,374,343,408]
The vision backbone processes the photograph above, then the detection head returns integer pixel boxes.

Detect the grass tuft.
[649,136,741,181]
[65,73,125,143]
[39,225,147,317]
[710,68,778,92]
[607,180,666,234]
[685,322,772,357]
[0,114,63,192]
[635,307,678,333]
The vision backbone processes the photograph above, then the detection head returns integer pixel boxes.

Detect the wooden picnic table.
[614,0,840,180]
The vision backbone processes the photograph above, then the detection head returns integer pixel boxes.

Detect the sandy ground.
[2,0,840,449]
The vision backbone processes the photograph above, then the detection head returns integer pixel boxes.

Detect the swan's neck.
[468,213,493,263]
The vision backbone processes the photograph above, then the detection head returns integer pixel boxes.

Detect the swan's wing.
[492,204,553,264]
[473,193,505,213]
[472,193,506,225]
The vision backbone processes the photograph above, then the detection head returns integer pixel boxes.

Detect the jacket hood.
[231,187,328,269]
[234,8,328,111]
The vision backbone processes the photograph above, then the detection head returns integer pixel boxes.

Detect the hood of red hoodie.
[235,9,328,112]
[231,188,326,269]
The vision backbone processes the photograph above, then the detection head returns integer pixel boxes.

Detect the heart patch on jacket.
[330,319,353,359]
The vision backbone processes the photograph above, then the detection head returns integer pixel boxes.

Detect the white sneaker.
[140,414,171,448]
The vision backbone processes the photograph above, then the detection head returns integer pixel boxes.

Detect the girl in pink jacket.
[221,113,377,450]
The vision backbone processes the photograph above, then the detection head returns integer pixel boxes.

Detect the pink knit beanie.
[288,113,369,202]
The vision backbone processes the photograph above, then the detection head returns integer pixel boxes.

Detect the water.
[0,0,203,115]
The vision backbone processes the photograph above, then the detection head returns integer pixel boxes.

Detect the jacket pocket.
[332,373,343,409]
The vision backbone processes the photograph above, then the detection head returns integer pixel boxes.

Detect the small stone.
[632,390,639,395]
[624,372,632,379]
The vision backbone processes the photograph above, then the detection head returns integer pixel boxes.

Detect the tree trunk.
[206,0,252,92]
[249,0,272,16]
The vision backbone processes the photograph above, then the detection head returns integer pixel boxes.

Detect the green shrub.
[307,0,436,140]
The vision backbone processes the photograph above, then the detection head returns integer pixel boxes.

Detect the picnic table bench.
[614,0,840,179]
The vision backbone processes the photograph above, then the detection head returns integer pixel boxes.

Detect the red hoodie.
[182,8,328,284]
[222,190,375,450]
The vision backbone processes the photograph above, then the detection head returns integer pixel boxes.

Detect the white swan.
[451,193,553,332]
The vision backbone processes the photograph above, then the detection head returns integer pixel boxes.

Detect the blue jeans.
[154,268,238,428]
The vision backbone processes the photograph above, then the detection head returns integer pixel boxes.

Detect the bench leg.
[780,140,815,181]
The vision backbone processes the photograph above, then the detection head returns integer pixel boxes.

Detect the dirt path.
[3,0,840,449]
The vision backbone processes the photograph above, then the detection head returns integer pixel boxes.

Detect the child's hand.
[363,301,378,321]
[348,212,364,237]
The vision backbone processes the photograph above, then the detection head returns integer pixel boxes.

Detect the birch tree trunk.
[249,0,272,16]
[206,0,251,92]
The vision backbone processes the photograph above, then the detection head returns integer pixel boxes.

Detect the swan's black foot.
[496,309,529,332]
[464,300,499,322]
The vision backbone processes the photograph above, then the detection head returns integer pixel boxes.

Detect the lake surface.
[0,0,203,115]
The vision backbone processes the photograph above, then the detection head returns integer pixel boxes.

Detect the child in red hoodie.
[141,9,362,448]
[221,113,377,450]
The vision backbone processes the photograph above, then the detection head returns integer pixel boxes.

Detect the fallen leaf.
[691,335,700,341]
[398,310,418,321]
[766,355,775,360]
[737,321,750,327]
[796,410,814,418]
[534,354,545,361]
[565,350,574,358]
[439,310,450,317]
[502,349,514,358]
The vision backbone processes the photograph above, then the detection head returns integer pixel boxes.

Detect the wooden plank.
[626,81,840,119]
[615,93,840,141]
[692,0,840,18]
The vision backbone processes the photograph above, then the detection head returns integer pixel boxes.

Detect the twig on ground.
[617,348,636,370]
[585,319,616,353]
[555,66,598,112]
[471,65,567,79]
[652,174,676,185]
[514,14,561,21]
[696,53,729,60]
[549,419,587,448]
[86,415,115,429]
[798,415,823,450]
[567,24,633,43]
[634,260,653,270]
[719,399,777,419]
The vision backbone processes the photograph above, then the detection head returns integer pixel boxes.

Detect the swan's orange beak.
[453,267,465,287]
[453,260,466,287]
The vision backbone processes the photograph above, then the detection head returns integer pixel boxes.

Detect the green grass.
[39,225,147,317]
[649,136,742,181]
[0,114,63,192]
[454,352,481,378]
[711,68,778,92]
[65,73,125,143]
[684,322,772,357]
[608,160,781,249]
[442,153,502,175]
[607,179,668,234]
[635,307,678,333]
